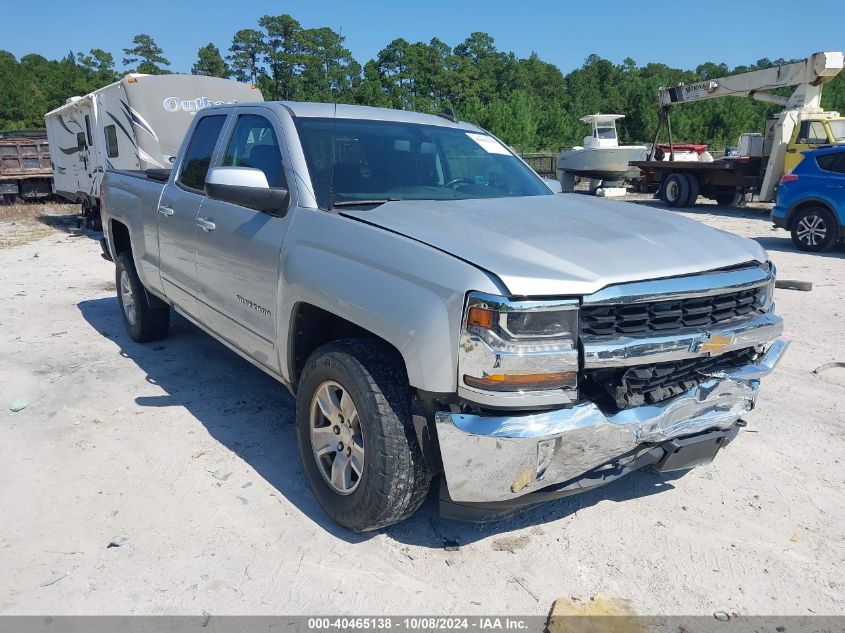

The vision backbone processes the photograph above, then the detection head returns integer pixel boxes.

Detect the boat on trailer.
[557,114,647,187]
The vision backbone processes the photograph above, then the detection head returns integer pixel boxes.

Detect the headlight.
[760,260,776,311]
[458,292,579,406]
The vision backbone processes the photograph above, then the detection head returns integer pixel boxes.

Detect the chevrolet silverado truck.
[99,102,788,531]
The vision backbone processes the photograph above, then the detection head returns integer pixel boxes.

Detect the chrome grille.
[580,287,766,338]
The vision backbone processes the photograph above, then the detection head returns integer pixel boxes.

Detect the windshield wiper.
[331,198,400,208]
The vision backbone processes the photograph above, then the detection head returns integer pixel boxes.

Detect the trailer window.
[76,132,86,150]
[178,115,227,191]
[104,126,119,158]
[85,115,93,147]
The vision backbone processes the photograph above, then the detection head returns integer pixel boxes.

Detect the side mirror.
[544,177,563,194]
[205,166,289,214]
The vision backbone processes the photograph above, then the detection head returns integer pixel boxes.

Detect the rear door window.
[816,152,845,174]
[178,115,227,191]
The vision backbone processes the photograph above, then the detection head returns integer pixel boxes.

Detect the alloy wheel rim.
[309,380,364,495]
[796,215,827,247]
[120,270,136,326]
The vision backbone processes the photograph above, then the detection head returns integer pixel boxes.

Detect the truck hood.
[341,194,767,297]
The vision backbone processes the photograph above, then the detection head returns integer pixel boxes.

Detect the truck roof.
[276,101,481,130]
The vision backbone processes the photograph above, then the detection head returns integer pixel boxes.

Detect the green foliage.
[192,43,230,78]
[123,34,170,75]
[228,29,265,84]
[2,21,844,152]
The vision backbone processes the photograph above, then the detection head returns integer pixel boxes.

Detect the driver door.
[786,120,829,173]
[195,110,292,373]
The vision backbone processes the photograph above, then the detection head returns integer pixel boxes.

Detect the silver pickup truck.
[100,101,787,531]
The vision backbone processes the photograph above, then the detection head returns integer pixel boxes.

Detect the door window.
[178,114,227,191]
[796,121,829,145]
[223,114,286,188]
[76,132,86,150]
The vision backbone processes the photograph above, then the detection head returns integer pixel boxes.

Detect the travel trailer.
[45,74,263,228]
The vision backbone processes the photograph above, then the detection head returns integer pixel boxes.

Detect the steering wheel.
[445,177,475,189]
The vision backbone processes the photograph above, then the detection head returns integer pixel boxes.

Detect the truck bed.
[631,156,765,198]
[110,168,172,183]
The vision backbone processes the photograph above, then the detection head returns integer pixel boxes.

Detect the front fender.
[277,208,503,392]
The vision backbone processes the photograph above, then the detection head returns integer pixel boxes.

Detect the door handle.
[197,217,216,232]
[786,148,797,153]
[159,206,175,217]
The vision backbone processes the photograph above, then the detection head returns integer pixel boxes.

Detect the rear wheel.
[662,173,690,207]
[790,206,839,252]
[115,252,170,342]
[296,339,431,532]
[686,174,700,206]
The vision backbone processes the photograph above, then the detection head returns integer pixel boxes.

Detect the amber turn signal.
[467,306,495,329]
[463,372,576,392]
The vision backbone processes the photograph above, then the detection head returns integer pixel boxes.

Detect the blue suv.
[772,145,845,252]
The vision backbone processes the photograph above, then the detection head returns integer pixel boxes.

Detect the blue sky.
[5,0,843,74]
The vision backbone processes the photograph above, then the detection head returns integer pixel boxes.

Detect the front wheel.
[296,339,431,531]
[790,206,840,252]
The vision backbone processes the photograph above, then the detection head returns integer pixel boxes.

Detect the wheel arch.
[109,218,132,258]
[287,303,407,395]
[786,197,836,230]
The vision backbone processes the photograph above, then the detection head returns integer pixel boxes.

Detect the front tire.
[115,252,170,342]
[790,206,839,252]
[296,339,431,532]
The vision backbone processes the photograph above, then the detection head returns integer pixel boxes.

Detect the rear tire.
[790,206,839,252]
[685,174,699,206]
[662,173,690,207]
[296,339,431,532]
[115,252,170,342]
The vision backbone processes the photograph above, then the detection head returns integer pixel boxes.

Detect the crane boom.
[659,51,844,111]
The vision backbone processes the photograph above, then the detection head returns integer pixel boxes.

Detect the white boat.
[557,114,648,183]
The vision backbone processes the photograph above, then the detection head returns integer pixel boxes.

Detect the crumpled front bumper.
[435,339,789,504]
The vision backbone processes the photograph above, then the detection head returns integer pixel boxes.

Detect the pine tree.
[192,44,230,78]
[122,34,170,75]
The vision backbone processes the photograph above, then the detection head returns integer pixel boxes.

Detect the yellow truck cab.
[785,114,845,172]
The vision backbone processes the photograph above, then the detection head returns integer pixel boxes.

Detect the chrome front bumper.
[435,339,789,504]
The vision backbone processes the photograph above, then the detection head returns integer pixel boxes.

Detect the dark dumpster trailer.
[0,131,54,205]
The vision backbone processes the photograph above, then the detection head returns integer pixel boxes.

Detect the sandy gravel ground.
[0,198,843,617]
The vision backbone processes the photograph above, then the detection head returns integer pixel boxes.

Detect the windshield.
[829,120,845,142]
[596,125,617,139]
[294,118,552,208]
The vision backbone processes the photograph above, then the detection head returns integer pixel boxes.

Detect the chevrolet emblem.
[697,334,733,356]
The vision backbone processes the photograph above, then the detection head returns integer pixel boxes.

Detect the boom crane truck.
[631,51,845,207]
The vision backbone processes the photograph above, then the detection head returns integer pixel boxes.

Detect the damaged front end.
[436,263,787,520]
